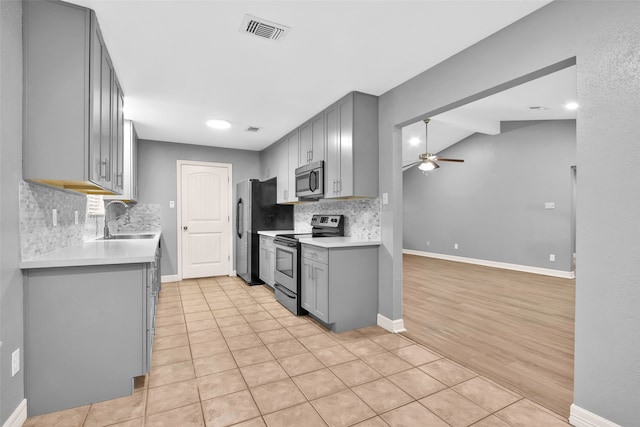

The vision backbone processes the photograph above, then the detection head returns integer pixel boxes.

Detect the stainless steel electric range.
[273,214,344,315]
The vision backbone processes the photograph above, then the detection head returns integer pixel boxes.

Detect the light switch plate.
[169,201,175,208]
[544,202,555,209]
[382,193,389,205]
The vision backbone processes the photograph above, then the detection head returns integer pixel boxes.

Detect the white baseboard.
[403,249,575,279]
[569,404,622,427]
[230,270,237,277]
[377,314,407,333]
[161,274,179,283]
[2,399,27,427]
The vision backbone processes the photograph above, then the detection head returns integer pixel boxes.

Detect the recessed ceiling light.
[206,119,231,130]
[409,137,420,146]
[565,102,579,111]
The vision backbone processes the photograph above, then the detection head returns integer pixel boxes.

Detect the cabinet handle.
[337,180,341,194]
[100,159,108,179]
[183,226,188,231]
[284,189,288,200]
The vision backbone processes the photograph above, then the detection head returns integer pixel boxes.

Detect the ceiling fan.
[404,118,464,172]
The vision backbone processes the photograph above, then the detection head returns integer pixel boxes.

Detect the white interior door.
[180,163,231,278]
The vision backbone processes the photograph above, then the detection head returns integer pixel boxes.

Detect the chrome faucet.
[104,200,128,239]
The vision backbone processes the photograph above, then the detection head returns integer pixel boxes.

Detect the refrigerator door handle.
[236,198,243,238]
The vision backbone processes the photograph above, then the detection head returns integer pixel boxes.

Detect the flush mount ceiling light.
[565,101,579,110]
[206,119,231,130]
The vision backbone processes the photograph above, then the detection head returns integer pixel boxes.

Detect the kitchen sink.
[97,234,156,240]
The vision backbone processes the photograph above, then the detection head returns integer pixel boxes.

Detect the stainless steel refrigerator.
[236,177,293,285]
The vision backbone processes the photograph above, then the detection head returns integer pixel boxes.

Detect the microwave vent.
[240,14,290,41]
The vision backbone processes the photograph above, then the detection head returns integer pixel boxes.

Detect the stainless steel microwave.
[295,161,324,199]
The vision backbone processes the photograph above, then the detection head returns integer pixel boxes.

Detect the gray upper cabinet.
[325,92,379,199]
[276,130,300,204]
[276,137,288,203]
[260,143,278,181]
[23,0,124,195]
[105,120,139,202]
[299,112,325,166]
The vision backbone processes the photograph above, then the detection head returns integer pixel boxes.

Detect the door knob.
[183,226,188,231]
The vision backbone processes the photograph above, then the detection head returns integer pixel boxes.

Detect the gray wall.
[0,0,25,423]
[378,2,640,425]
[403,120,576,272]
[137,139,260,277]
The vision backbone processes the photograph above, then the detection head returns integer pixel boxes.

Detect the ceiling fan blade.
[402,161,421,171]
[435,158,464,162]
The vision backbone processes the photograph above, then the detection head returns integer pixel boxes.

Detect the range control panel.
[311,214,343,228]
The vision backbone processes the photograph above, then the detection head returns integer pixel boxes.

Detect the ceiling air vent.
[246,126,260,132]
[240,14,290,41]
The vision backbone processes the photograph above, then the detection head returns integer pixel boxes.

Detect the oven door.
[274,241,297,295]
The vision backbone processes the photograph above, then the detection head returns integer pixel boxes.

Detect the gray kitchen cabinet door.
[100,43,114,185]
[259,237,270,283]
[287,129,300,203]
[299,112,325,166]
[301,258,316,313]
[260,143,278,181]
[276,137,289,203]
[324,92,378,199]
[312,261,329,322]
[112,82,125,193]
[301,257,329,323]
[23,0,124,195]
[104,120,139,202]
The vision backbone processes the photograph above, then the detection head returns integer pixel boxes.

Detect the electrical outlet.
[11,348,20,377]
[74,210,79,225]
[550,254,556,262]
[382,193,389,205]
[454,243,459,250]
[545,202,555,209]
[169,201,175,208]
[52,209,57,227]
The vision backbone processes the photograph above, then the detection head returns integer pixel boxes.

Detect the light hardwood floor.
[402,254,575,417]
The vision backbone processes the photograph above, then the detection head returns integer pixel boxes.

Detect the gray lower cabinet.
[259,235,275,287]
[301,244,378,332]
[23,249,160,416]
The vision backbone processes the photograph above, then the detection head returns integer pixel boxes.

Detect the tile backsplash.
[19,181,161,260]
[294,198,381,240]
[19,181,93,260]
[115,203,161,233]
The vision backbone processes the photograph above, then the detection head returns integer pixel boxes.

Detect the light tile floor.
[24,276,572,427]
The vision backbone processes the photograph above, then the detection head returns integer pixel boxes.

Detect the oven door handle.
[275,283,296,299]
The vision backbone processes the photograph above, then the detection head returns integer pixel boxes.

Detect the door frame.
[176,160,233,281]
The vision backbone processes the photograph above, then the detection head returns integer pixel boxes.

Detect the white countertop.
[20,232,162,269]
[299,237,381,248]
[257,230,296,237]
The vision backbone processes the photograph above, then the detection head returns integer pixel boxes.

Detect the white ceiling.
[401,64,577,168]
[65,0,551,151]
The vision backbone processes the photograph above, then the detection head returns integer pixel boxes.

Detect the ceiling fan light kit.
[406,118,465,174]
